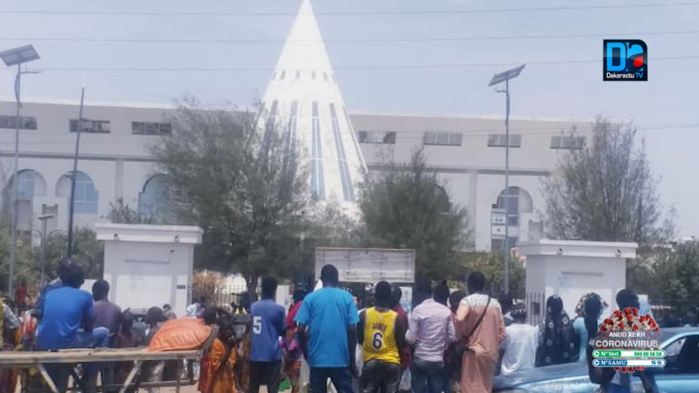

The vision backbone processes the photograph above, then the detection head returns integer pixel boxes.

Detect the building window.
[434,185,451,214]
[312,71,316,80]
[296,70,301,79]
[18,171,35,200]
[330,103,355,202]
[323,72,329,82]
[132,122,172,136]
[357,131,396,144]
[551,135,585,150]
[280,71,286,80]
[70,119,111,134]
[494,186,533,234]
[311,102,325,200]
[488,134,522,148]
[286,101,299,153]
[139,174,171,222]
[56,171,99,214]
[423,131,462,146]
[0,115,37,130]
[266,101,279,128]
[271,72,276,80]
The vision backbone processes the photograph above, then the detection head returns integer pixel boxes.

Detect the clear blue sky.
[1,0,698,236]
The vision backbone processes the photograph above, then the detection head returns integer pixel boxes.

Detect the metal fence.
[193,283,249,311]
[646,300,698,326]
[523,292,546,326]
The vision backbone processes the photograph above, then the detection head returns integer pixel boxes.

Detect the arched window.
[56,171,99,214]
[434,185,451,214]
[492,186,533,251]
[12,169,47,200]
[496,186,532,226]
[5,170,47,231]
[139,175,171,220]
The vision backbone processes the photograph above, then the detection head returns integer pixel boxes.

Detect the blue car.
[493,327,699,393]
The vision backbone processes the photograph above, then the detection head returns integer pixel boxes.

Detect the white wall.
[103,241,194,317]
[520,240,635,318]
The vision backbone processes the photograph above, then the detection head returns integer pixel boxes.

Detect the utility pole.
[37,214,54,286]
[67,85,85,257]
[488,64,525,295]
[1,44,40,295]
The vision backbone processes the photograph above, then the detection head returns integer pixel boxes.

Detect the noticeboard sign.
[315,248,416,284]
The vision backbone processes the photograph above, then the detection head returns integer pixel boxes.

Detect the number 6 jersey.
[362,307,400,364]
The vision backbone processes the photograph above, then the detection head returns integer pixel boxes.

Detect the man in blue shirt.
[38,264,109,392]
[296,264,359,393]
[32,258,72,319]
[250,276,286,393]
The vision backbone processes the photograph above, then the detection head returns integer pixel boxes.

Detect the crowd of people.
[2,258,699,393]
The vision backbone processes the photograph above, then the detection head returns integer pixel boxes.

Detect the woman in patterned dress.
[536,295,579,367]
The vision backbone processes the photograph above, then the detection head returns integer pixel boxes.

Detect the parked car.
[493,327,699,393]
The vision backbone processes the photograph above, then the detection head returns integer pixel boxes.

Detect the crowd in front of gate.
[2,258,699,393]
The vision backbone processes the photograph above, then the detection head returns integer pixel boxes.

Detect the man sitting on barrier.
[37,264,109,392]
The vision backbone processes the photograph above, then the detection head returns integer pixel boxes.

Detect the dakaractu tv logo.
[604,39,648,81]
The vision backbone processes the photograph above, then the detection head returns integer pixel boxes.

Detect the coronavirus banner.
[592,307,663,372]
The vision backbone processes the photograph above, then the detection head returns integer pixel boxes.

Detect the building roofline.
[347,109,608,123]
[0,96,254,113]
[0,97,630,124]
[0,96,177,110]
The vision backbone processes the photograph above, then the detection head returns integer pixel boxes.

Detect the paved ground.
[161,387,274,393]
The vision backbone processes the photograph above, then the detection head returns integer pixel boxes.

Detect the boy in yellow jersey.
[357,281,407,393]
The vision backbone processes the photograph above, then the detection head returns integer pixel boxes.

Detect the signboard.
[491,208,506,239]
[491,225,506,239]
[491,212,507,225]
[315,248,416,284]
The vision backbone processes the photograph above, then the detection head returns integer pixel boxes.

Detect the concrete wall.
[519,240,637,318]
[96,224,202,318]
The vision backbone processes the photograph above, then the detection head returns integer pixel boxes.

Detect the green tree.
[151,97,309,292]
[460,252,526,298]
[104,197,154,224]
[359,148,470,280]
[0,226,35,292]
[42,228,104,280]
[644,242,699,314]
[543,118,673,246]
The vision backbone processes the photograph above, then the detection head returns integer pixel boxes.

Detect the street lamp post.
[488,64,525,296]
[1,44,40,296]
[37,214,54,286]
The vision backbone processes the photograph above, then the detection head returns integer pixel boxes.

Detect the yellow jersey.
[362,307,400,364]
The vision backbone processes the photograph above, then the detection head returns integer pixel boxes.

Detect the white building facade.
[0,0,594,252]
[0,100,592,252]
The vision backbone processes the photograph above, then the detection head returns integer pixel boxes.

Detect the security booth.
[95,223,203,318]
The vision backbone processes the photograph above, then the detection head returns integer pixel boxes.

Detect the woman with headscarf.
[536,295,578,367]
[572,293,607,362]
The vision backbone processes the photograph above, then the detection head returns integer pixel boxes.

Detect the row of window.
[271,70,336,84]
[15,169,170,217]
[0,115,172,136]
[357,130,586,150]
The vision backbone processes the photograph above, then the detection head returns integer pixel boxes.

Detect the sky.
[1,0,698,235]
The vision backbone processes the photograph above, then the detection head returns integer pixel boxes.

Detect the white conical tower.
[259,0,367,207]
